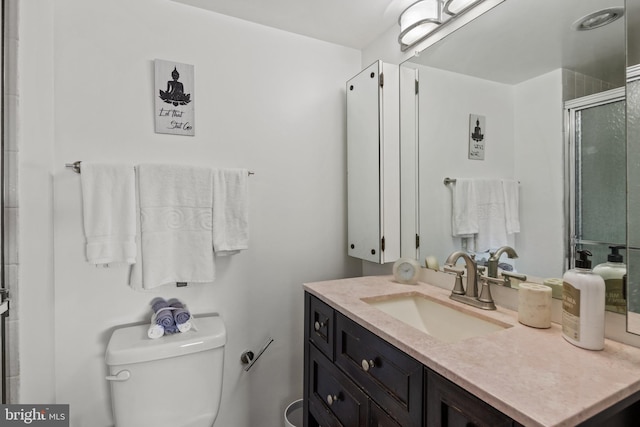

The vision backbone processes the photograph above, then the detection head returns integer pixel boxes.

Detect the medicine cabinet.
[346,61,400,264]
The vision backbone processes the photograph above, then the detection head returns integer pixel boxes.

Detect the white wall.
[513,70,565,278]
[20,0,362,426]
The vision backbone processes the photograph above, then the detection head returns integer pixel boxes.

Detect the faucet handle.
[501,271,527,288]
[444,266,465,295]
[477,279,496,309]
[444,266,465,275]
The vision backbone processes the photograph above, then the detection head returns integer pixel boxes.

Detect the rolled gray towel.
[150,298,174,328]
[167,298,191,325]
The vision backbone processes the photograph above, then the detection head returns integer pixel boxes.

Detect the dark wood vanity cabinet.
[305,291,640,427]
[304,292,517,427]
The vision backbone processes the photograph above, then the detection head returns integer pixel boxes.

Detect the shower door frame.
[565,87,627,269]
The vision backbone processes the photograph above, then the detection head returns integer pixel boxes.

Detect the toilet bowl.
[105,315,226,427]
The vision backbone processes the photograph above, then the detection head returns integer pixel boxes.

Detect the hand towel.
[130,164,215,289]
[475,179,508,251]
[451,178,478,236]
[502,179,520,234]
[212,169,249,256]
[80,162,136,266]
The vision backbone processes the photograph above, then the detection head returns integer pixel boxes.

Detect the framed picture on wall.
[468,114,485,160]
[154,59,195,136]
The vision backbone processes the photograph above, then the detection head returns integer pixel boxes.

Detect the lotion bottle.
[562,250,605,350]
[593,245,627,314]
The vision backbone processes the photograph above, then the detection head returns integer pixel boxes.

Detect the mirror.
[400,0,626,300]
[627,0,640,333]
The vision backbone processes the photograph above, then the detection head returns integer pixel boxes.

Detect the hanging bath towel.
[80,162,137,266]
[212,168,250,256]
[130,164,215,289]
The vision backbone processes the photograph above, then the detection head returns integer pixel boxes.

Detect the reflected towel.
[212,169,249,256]
[80,162,136,266]
[475,179,508,251]
[451,178,478,236]
[502,179,520,234]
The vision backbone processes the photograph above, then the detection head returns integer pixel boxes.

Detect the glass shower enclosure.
[566,88,627,272]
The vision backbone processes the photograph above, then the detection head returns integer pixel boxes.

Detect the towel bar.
[443,177,519,185]
[65,161,255,176]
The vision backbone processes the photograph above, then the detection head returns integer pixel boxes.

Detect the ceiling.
[172,0,409,49]
[406,0,626,86]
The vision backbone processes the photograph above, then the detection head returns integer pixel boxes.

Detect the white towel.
[502,179,520,234]
[451,178,478,236]
[212,169,249,255]
[475,179,508,251]
[130,164,215,289]
[80,162,136,266]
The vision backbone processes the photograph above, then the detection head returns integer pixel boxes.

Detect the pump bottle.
[562,250,606,350]
[593,245,627,314]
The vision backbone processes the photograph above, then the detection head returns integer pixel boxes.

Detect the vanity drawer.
[307,294,335,360]
[335,313,423,427]
[308,343,368,427]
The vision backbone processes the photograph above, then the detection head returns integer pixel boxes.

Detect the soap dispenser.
[593,245,627,314]
[562,250,605,350]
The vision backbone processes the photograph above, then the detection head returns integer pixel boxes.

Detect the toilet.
[105,315,226,427]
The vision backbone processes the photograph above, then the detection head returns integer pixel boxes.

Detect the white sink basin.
[363,293,511,343]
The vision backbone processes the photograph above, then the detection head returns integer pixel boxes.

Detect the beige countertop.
[304,275,640,427]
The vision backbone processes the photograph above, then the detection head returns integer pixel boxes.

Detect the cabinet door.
[308,344,369,427]
[369,401,402,427]
[346,61,400,264]
[426,370,514,427]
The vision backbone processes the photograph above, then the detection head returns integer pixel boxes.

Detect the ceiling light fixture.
[398,0,504,52]
[571,7,624,31]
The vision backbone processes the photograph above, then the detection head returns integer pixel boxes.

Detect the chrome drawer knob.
[314,321,325,331]
[361,359,376,372]
[326,394,339,406]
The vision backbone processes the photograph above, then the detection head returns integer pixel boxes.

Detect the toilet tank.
[105,315,226,427]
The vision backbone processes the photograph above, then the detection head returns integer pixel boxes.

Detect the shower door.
[566,88,627,269]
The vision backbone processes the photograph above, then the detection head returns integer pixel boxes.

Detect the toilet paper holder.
[240,337,274,372]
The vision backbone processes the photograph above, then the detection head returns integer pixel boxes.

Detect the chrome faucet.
[488,246,518,278]
[444,251,496,310]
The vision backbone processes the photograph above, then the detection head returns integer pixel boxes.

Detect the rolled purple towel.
[150,297,174,328]
[163,324,180,334]
[167,298,191,325]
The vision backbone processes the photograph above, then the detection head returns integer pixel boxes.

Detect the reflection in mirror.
[627,0,640,333]
[400,0,626,305]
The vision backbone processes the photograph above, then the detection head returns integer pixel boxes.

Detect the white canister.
[518,282,552,328]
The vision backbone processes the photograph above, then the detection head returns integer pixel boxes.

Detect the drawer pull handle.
[314,321,325,331]
[326,394,340,406]
[361,359,376,372]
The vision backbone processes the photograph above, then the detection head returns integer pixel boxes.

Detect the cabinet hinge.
[415,79,419,95]
[416,234,420,249]
[379,72,384,88]
[381,236,386,252]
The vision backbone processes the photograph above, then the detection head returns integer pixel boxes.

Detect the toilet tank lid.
[105,315,226,366]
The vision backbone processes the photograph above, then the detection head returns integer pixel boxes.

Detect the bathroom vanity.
[303,276,640,426]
